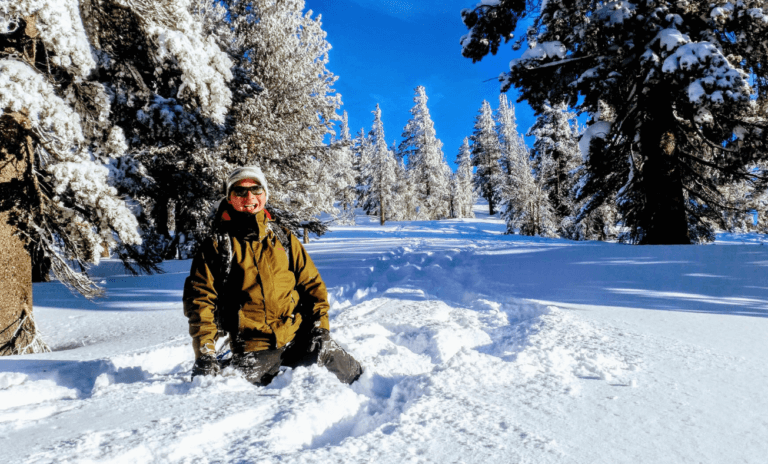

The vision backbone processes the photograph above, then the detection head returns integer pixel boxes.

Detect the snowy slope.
[2,206,767,463]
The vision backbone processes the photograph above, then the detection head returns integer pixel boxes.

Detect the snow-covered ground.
[3,205,768,463]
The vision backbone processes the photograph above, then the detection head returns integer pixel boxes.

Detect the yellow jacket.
[183,206,329,358]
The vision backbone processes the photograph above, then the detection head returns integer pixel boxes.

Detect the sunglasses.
[231,185,265,197]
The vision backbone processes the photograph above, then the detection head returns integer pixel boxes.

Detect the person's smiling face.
[228,179,266,214]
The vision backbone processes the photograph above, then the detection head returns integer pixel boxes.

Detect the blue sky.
[303,0,534,170]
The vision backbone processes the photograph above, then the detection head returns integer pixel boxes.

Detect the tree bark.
[154,195,171,239]
[0,115,46,355]
[487,190,496,216]
[638,107,690,245]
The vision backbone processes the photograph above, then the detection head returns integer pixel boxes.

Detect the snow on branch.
[113,0,233,123]
[0,58,141,258]
[2,0,97,76]
[654,29,752,109]
[0,59,85,153]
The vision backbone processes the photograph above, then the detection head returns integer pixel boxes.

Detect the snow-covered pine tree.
[526,100,581,236]
[94,0,237,259]
[399,86,452,220]
[329,111,357,225]
[120,0,238,260]
[494,105,557,237]
[470,100,504,215]
[753,185,768,234]
[495,94,525,225]
[0,0,232,354]
[390,142,421,221]
[568,102,621,241]
[462,0,768,244]
[359,105,399,225]
[719,177,756,233]
[500,142,557,236]
[460,0,535,63]
[452,137,476,218]
[354,127,372,210]
[495,93,525,205]
[224,0,341,236]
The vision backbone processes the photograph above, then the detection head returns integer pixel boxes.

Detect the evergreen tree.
[0,0,232,354]
[495,94,526,205]
[359,105,398,225]
[354,128,372,210]
[399,86,452,220]
[392,142,420,221]
[462,0,768,244]
[526,100,581,235]
[470,100,504,215]
[460,0,535,63]
[224,0,341,235]
[568,104,620,241]
[329,111,357,225]
[452,137,476,218]
[754,185,768,234]
[719,177,755,233]
[79,0,239,262]
[495,122,557,236]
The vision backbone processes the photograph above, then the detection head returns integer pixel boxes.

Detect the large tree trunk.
[638,108,690,245]
[154,194,171,239]
[0,115,48,355]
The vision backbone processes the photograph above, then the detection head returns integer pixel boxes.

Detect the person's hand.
[308,327,331,354]
[191,354,221,379]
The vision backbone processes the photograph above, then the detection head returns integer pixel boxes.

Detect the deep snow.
[2,206,767,463]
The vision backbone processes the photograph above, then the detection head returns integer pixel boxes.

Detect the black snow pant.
[229,335,363,386]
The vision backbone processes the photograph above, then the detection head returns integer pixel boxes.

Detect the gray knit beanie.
[225,166,269,201]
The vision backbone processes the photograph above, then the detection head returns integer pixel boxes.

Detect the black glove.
[308,327,331,354]
[191,354,221,379]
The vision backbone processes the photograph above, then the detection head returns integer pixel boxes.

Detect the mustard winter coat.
[183,205,330,358]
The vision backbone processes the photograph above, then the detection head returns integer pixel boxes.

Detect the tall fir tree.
[526,100,581,236]
[452,137,476,218]
[103,0,239,261]
[359,105,398,225]
[470,100,504,215]
[399,86,452,220]
[495,94,526,206]
[494,104,557,237]
[329,111,357,225]
[392,142,421,221]
[569,104,620,241]
[354,127,372,209]
[224,0,341,236]
[0,0,233,354]
[461,0,768,244]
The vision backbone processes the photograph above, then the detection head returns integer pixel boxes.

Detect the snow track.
[3,282,637,462]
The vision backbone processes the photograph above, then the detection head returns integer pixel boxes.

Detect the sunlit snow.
[2,204,767,463]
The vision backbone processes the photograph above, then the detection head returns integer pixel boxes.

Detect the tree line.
[460,0,768,244]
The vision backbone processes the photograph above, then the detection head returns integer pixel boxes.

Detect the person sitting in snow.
[183,166,362,385]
